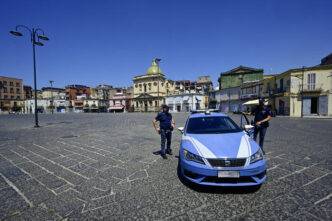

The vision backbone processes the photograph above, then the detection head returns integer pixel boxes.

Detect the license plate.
[218,171,240,178]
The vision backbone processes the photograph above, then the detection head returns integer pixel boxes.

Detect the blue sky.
[1,0,331,88]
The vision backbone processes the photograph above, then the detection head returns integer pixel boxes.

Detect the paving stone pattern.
[0,113,331,220]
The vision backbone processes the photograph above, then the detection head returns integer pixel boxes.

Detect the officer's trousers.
[160,129,172,155]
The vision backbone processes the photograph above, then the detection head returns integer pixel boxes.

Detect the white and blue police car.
[177,110,266,187]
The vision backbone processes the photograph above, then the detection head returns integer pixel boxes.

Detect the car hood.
[183,132,258,159]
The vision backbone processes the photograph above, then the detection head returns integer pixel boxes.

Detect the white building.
[24,99,70,113]
[213,86,243,113]
[165,93,206,112]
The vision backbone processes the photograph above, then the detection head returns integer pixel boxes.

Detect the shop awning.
[242,99,268,106]
[242,99,259,105]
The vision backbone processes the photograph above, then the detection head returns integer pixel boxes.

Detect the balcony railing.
[301,83,323,92]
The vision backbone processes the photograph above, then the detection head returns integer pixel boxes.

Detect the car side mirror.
[178,127,184,134]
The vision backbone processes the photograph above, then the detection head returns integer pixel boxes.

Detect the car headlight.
[250,148,264,164]
[183,149,205,164]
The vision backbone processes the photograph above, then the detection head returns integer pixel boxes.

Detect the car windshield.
[186,116,242,134]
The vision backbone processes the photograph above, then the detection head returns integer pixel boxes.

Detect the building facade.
[217,66,264,112]
[41,87,66,100]
[133,59,173,112]
[109,87,133,112]
[165,93,206,112]
[65,85,90,112]
[65,85,90,101]
[23,85,33,100]
[90,84,113,100]
[0,76,24,112]
[24,99,70,114]
[215,86,242,112]
[275,65,332,117]
[83,99,102,112]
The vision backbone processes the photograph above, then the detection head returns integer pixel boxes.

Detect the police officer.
[153,105,175,159]
[253,98,272,153]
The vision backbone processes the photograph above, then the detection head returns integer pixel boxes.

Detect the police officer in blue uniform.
[153,105,175,159]
[253,98,272,153]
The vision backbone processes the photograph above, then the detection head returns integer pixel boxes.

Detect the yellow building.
[260,75,277,110]
[41,87,66,100]
[133,59,175,112]
[274,64,332,117]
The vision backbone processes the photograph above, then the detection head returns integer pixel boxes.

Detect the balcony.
[301,84,323,93]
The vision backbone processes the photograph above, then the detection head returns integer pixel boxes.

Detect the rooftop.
[221,66,264,76]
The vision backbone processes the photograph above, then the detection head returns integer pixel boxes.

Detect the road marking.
[0,172,33,207]
[267,164,280,171]
[18,145,90,181]
[302,173,331,187]
[278,164,317,180]
[314,193,332,205]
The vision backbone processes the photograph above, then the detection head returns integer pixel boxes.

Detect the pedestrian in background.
[153,105,175,159]
[253,98,272,153]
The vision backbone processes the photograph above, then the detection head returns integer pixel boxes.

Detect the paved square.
[0,113,331,220]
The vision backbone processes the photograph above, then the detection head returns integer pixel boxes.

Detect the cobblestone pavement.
[0,113,331,220]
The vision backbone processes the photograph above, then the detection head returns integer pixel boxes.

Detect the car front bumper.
[179,157,267,187]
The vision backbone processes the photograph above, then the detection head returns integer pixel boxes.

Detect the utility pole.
[228,90,231,113]
[294,67,305,118]
[301,66,305,118]
[49,80,54,114]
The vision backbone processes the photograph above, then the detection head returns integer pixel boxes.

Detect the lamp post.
[10,25,49,127]
[49,80,54,114]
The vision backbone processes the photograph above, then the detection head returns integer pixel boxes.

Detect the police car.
[177,110,266,187]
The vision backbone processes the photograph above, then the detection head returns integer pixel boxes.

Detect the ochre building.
[133,59,175,112]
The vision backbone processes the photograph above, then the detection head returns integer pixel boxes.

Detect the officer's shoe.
[166,149,173,155]
[161,154,168,159]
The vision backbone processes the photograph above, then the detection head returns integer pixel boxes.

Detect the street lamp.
[10,25,49,127]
